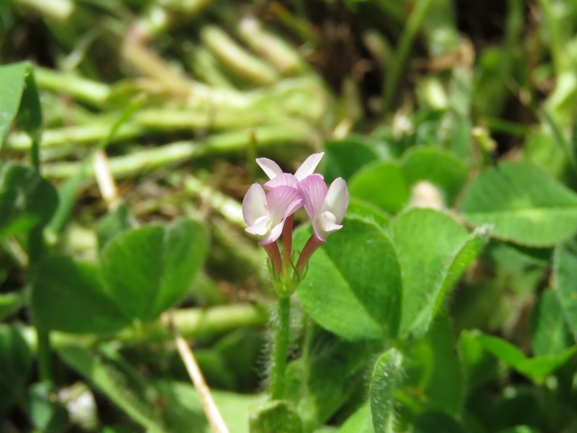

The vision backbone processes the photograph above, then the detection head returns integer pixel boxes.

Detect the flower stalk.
[241,152,349,400]
[295,234,324,277]
[269,296,291,400]
[281,214,294,270]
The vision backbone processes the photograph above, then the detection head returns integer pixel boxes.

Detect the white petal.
[294,152,324,181]
[245,215,270,236]
[311,218,326,243]
[260,221,284,245]
[256,158,283,179]
[321,177,349,224]
[318,211,343,239]
[242,184,267,225]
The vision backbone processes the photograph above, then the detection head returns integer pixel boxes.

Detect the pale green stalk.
[42,141,197,180]
[40,124,313,180]
[22,304,266,349]
[201,25,280,85]
[6,123,143,151]
[178,175,245,227]
[136,0,214,39]
[536,0,567,76]
[14,0,73,21]
[186,46,237,89]
[384,0,434,111]
[34,66,111,107]
[237,16,308,76]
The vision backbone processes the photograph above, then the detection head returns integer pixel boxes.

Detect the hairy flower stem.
[263,242,282,275]
[295,234,324,276]
[269,296,290,400]
[281,214,294,270]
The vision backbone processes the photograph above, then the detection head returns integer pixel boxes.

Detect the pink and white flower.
[298,174,349,242]
[242,184,302,245]
[256,152,325,190]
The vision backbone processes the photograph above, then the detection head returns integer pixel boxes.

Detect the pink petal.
[242,184,267,225]
[266,186,302,224]
[294,152,324,181]
[298,174,327,220]
[264,173,299,190]
[260,221,284,245]
[256,157,283,179]
[321,177,349,224]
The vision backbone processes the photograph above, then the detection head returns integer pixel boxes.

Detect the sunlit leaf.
[460,162,577,246]
[296,217,402,341]
[390,208,483,337]
[401,146,468,206]
[101,218,208,322]
[31,255,130,334]
[323,136,380,182]
[349,162,410,214]
[339,404,374,433]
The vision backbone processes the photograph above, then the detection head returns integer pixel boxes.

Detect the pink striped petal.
[294,152,324,181]
[321,177,349,224]
[256,157,283,179]
[264,173,299,190]
[266,186,302,224]
[242,184,267,225]
[298,174,327,220]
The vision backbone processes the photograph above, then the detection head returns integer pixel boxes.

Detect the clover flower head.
[242,153,348,284]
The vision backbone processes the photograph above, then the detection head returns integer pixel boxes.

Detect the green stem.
[30,135,41,171]
[384,0,434,111]
[536,0,566,76]
[29,223,51,382]
[542,109,577,171]
[36,327,52,383]
[269,296,290,400]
